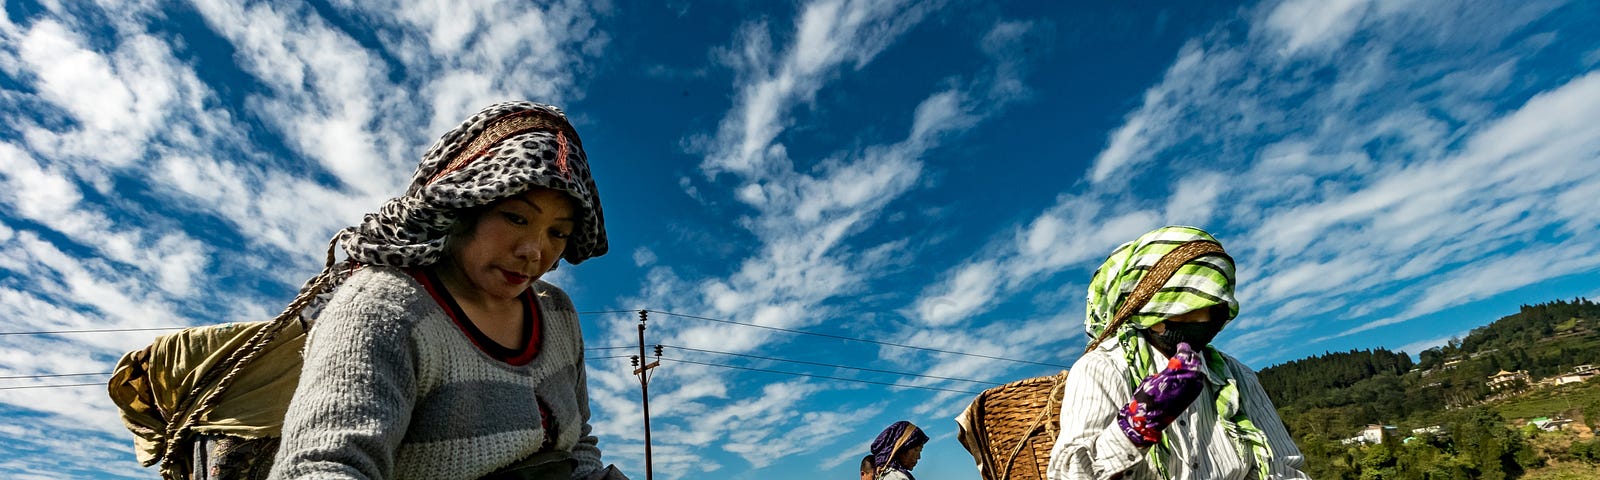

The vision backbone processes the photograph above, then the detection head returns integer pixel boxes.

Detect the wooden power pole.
[631,310,661,480]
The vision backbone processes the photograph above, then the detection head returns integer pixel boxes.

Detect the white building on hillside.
[1487,370,1530,391]
[1341,424,1397,445]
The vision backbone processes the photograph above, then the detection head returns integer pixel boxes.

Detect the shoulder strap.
[1082,240,1229,354]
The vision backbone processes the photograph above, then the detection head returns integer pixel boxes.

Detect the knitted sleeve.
[568,347,606,479]
[541,286,609,480]
[270,270,421,479]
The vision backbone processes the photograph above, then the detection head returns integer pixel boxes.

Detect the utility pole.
[631,310,662,480]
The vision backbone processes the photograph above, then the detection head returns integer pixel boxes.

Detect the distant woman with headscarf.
[258,102,624,479]
[1045,226,1306,479]
[870,420,928,480]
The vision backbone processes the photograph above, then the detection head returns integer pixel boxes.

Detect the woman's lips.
[501,269,529,285]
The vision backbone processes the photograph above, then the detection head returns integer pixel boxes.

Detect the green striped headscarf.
[1084,226,1273,479]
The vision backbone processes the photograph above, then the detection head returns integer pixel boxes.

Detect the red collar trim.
[408,268,542,365]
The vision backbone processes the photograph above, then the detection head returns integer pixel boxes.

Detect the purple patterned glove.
[1116,342,1206,447]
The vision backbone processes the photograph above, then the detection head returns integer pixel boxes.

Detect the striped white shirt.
[1046,343,1309,480]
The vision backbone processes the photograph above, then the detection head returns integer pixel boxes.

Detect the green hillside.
[1257,298,1600,479]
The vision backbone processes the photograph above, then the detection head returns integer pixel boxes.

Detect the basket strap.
[158,236,341,476]
[1082,240,1228,355]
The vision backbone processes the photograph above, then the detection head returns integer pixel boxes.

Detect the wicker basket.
[956,370,1069,480]
[955,240,1226,479]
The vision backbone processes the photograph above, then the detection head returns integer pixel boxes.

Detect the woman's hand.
[1116,342,1206,447]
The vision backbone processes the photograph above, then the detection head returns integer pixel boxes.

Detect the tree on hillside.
[1267,299,1600,478]
[1447,407,1538,480]
[1583,398,1600,432]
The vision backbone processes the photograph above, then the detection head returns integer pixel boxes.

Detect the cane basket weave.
[956,370,1069,480]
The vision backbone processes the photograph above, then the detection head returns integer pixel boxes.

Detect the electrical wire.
[0,357,634,386]
[0,310,642,337]
[0,372,111,380]
[647,309,1068,368]
[662,344,1002,386]
[659,356,981,395]
[585,355,635,361]
[578,310,643,316]
[0,326,186,336]
[0,383,103,391]
[0,309,1064,379]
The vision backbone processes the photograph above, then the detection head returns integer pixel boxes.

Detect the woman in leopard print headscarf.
[235,101,624,480]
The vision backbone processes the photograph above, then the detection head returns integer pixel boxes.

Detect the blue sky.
[2,0,1598,478]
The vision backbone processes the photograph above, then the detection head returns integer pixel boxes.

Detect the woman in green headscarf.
[1045,226,1306,479]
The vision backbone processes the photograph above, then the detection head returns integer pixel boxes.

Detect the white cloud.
[14,20,167,168]
[911,0,1600,366]
[0,144,211,298]
[0,143,81,219]
[699,0,929,178]
[996,205,1159,300]
[602,4,1047,476]
[1343,242,1600,337]
[189,0,404,196]
[913,261,999,326]
[1164,172,1226,226]
[1088,44,1222,185]
[633,247,658,267]
[5,1,1591,478]
[907,89,973,144]
[0,1,614,477]
[1261,0,1370,56]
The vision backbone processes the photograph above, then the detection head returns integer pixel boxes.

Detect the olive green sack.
[108,320,306,479]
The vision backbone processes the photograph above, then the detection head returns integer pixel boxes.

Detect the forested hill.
[1416,298,1600,376]
[1257,348,1414,409]
[1258,298,1600,434]
[1256,298,1600,478]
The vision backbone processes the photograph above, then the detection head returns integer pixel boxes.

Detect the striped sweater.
[269,266,608,480]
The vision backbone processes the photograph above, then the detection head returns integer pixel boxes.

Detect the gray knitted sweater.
[269,266,606,480]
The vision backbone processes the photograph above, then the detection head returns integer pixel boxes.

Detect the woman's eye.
[500,212,527,225]
[550,229,572,239]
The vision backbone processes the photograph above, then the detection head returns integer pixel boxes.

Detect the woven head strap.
[889,426,918,463]
[425,109,583,186]
[1082,240,1229,355]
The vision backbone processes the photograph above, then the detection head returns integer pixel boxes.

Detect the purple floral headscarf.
[870,420,927,477]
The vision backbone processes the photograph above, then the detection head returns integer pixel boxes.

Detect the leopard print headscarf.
[337,101,606,267]
[296,101,607,321]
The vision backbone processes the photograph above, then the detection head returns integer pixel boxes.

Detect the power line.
[647,309,1068,368]
[586,355,635,361]
[0,326,186,336]
[579,310,642,316]
[0,383,102,391]
[660,356,982,395]
[663,344,1002,386]
[0,372,110,380]
[586,346,636,351]
[0,357,635,384]
[0,309,1065,371]
[0,309,641,337]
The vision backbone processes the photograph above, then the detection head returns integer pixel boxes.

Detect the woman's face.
[898,444,923,469]
[445,188,576,303]
[1148,306,1213,333]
